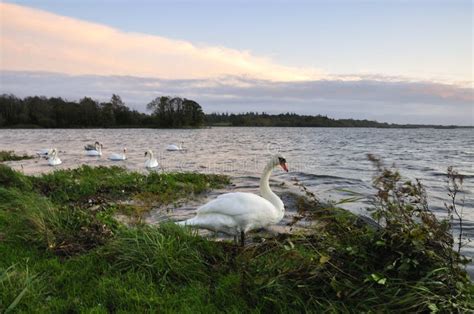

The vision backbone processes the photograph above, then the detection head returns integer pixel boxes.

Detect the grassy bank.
[0,150,34,162]
[0,164,472,312]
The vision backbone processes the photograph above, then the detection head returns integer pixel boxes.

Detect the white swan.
[178,154,288,245]
[166,142,184,151]
[144,150,159,168]
[109,148,127,161]
[47,148,62,166]
[86,143,102,156]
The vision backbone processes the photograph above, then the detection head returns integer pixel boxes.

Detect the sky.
[0,0,472,125]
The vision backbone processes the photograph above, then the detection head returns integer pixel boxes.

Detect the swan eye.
[278,157,286,163]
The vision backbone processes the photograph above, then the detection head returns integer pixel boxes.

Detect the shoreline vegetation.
[1,94,472,129]
[0,159,472,312]
[0,150,34,162]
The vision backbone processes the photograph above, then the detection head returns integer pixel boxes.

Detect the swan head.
[123,148,127,153]
[270,154,288,172]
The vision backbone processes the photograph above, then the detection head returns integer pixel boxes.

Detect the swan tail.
[176,217,197,227]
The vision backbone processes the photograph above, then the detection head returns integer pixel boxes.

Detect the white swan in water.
[144,150,159,168]
[86,143,102,156]
[166,142,184,151]
[177,154,288,245]
[109,148,127,161]
[47,148,62,166]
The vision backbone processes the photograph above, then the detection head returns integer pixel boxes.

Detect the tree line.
[205,112,393,128]
[0,94,461,128]
[0,94,204,128]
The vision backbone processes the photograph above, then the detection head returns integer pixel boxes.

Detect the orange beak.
[280,162,288,172]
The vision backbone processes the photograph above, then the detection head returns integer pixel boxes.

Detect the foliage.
[0,93,207,128]
[366,155,470,296]
[105,224,226,287]
[0,164,32,189]
[31,165,229,206]
[0,150,34,162]
[0,94,150,128]
[445,166,466,255]
[3,93,465,129]
[0,163,472,312]
[205,112,436,128]
[147,96,205,128]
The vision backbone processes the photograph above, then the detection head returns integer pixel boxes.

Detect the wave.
[287,171,364,182]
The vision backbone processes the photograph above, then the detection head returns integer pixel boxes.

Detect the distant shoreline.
[0,125,472,129]
[2,94,472,129]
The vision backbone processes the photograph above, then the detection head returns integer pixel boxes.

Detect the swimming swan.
[144,150,159,168]
[109,148,127,161]
[166,142,184,151]
[47,148,62,166]
[177,154,288,245]
[86,143,102,156]
[84,141,100,151]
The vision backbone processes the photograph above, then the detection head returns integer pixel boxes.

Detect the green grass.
[0,150,34,162]
[0,163,472,313]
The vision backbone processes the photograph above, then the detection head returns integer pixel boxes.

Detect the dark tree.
[147,96,205,128]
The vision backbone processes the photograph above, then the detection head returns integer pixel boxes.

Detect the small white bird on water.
[109,148,127,161]
[86,143,102,157]
[177,154,288,245]
[47,148,62,166]
[166,142,184,151]
[144,150,159,168]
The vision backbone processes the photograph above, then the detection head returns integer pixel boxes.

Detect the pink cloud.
[0,2,324,81]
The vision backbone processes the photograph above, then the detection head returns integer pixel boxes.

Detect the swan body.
[84,141,100,151]
[166,142,183,151]
[47,149,62,166]
[86,143,102,156]
[181,192,283,235]
[109,148,127,161]
[145,150,159,168]
[178,154,288,245]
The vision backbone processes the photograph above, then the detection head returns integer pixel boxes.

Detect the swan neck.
[259,163,283,211]
[259,164,272,194]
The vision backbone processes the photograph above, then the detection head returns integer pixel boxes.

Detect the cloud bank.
[0,2,322,81]
[1,71,472,125]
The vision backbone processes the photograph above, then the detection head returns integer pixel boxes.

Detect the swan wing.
[86,150,101,156]
[146,159,159,168]
[196,192,275,217]
[167,144,181,151]
[109,153,124,160]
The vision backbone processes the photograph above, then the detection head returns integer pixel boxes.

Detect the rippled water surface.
[1,127,473,267]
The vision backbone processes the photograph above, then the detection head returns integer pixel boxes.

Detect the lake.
[1,127,473,272]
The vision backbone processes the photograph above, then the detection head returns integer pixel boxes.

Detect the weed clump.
[0,164,32,190]
[105,224,226,287]
[0,150,34,162]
